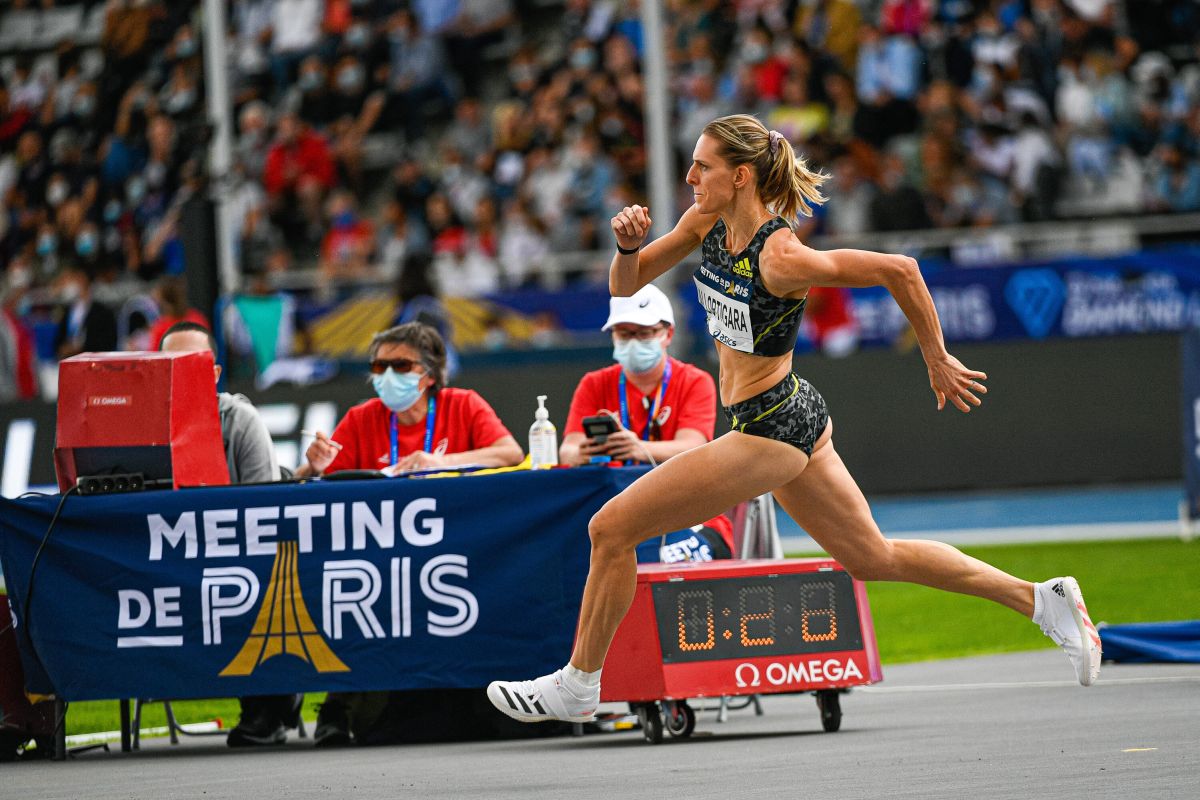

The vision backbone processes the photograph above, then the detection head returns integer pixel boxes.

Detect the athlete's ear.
[733,163,752,189]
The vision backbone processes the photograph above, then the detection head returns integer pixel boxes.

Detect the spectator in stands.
[498,197,550,288]
[445,97,491,162]
[269,0,324,98]
[377,199,429,280]
[869,152,932,231]
[263,112,336,246]
[1010,111,1062,220]
[445,0,516,98]
[0,271,38,401]
[158,321,295,748]
[296,321,521,746]
[53,266,116,359]
[319,190,375,281]
[559,284,733,563]
[390,156,436,229]
[1147,143,1200,213]
[677,72,731,158]
[0,80,34,153]
[385,9,451,141]
[236,102,274,180]
[767,73,829,145]
[146,275,208,351]
[295,56,336,129]
[801,286,859,358]
[794,0,861,73]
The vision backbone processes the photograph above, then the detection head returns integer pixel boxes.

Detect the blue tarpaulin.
[1099,621,1200,663]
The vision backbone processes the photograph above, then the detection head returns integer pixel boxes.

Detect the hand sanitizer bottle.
[529,395,558,469]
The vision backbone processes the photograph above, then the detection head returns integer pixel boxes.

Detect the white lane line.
[857,675,1200,693]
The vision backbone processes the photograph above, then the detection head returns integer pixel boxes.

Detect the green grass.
[58,538,1200,736]
[790,538,1200,665]
[64,695,328,738]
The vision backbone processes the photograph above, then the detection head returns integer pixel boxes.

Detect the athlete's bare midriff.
[715,342,793,406]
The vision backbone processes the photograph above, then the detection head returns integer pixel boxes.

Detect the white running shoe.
[487,670,599,723]
[1034,576,1102,686]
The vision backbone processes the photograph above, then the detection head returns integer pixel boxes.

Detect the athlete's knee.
[839,540,897,582]
[587,507,634,552]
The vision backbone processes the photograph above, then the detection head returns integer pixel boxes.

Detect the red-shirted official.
[560,285,733,560]
[297,322,522,478]
[295,321,523,747]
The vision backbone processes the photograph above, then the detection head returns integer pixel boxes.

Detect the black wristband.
[616,243,640,255]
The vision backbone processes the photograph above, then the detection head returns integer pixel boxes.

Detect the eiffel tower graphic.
[220,541,349,676]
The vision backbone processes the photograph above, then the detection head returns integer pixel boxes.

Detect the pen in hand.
[300,429,343,450]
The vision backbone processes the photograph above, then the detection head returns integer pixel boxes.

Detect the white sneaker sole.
[1062,577,1102,686]
[486,681,597,724]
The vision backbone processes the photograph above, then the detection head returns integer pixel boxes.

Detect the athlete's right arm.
[609,204,717,296]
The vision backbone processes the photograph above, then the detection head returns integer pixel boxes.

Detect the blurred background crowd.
[1,0,1199,401]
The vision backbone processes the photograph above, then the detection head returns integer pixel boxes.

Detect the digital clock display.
[651,571,862,663]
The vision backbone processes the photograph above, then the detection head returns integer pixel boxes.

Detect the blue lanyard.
[619,359,672,441]
[390,396,437,464]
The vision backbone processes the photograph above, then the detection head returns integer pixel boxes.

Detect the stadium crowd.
[1,0,1200,400]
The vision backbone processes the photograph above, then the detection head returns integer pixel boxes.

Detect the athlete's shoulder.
[678,203,722,242]
[759,222,805,270]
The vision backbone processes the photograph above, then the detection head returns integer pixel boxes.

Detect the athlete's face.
[686,134,748,214]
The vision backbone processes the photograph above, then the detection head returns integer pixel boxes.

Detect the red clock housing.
[602,558,882,704]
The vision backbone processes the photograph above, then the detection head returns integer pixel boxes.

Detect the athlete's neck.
[394,394,429,426]
[720,197,772,255]
[625,357,667,395]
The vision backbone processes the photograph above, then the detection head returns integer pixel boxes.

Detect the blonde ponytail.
[700,114,829,225]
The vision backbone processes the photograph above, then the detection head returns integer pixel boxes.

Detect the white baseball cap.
[602,284,675,330]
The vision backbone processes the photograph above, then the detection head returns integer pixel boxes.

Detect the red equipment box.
[601,558,882,741]
[53,351,230,492]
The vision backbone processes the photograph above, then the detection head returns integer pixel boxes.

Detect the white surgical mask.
[613,336,664,374]
[372,368,425,412]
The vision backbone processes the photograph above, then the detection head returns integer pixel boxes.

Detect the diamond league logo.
[1004,269,1065,339]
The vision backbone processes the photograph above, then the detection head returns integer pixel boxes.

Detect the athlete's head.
[687,114,828,222]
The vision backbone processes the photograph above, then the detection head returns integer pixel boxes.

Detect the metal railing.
[254,211,1200,297]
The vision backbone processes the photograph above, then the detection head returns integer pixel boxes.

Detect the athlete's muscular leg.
[569,432,809,671]
[773,422,1034,616]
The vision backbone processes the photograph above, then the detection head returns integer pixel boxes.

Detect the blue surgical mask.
[300,71,323,91]
[76,231,98,258]
[613,337,664,374]
[37,232,57,256]
[372,368,425,412]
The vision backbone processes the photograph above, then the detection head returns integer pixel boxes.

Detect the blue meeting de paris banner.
[0,469,635,701]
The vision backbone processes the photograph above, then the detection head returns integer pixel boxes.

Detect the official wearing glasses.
[559,284,733,562]
[295,321,522,747]
[296,322,522,478]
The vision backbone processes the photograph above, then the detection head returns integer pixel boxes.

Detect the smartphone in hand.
[581,414,619,444]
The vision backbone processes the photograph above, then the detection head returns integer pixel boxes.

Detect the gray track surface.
[7,650,1199,800]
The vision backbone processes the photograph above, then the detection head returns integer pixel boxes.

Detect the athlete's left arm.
[761,234,988,413]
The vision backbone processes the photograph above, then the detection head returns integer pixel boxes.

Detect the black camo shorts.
[723,373,830,456]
